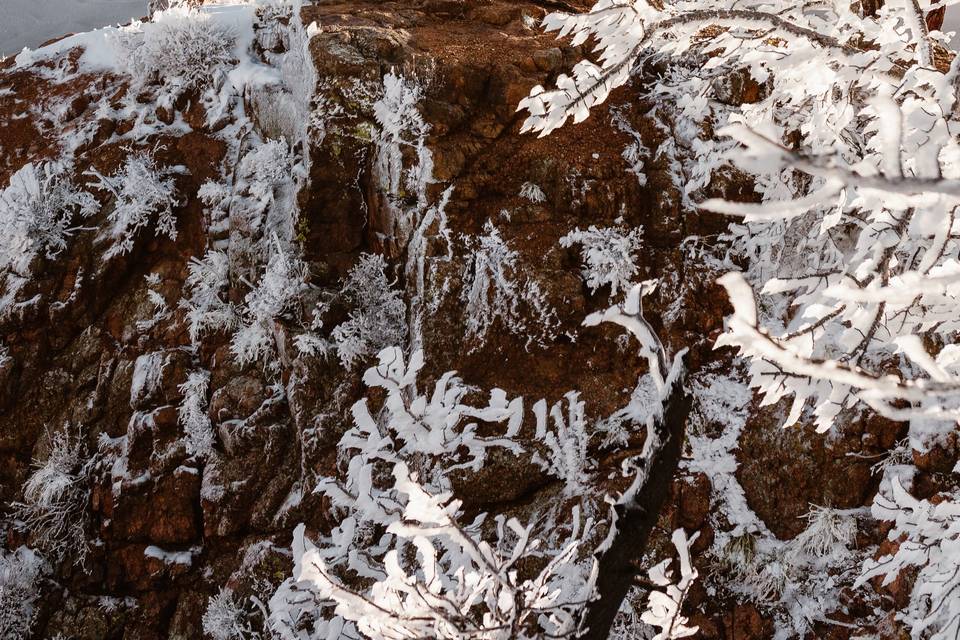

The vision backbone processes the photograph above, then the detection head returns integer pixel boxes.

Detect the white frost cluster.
[269,347,596,639]
[532,392,595,495]
[231,239,310,368]
[232,139,297,243]
[519,181,546,203]
[201,139,301,275]
[0,162,98,314]
[178,370,216,459]
[136,273,172,333]
[114,6,236,100]
[0,162,98,273]
[89,153,181,259]
[461,221,557,350]
[0,547,45,640]
[786,505,857,563]
[181,250,236,346]
[642,529,700,640]
[12,428,90,567]
[202,588,261,640]
[859,479,960,640]
[560,224,644,296]
[330,253,407,368]
[372,72,433,245]
[287,465,595,640]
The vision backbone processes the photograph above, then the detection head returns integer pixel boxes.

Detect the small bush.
[0,547,45,640]
[12,428,91,568]
[560,224,643,297]
[88,153,180,259]
[116,7,236,97]
[331,253,407,368]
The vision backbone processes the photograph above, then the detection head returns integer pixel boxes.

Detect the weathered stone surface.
[104,466,201,545]
[737,402,892,539]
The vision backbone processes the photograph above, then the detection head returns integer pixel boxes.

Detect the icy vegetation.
[179,370,215,458]
[643,530,699,640]
[532,393,595,495]
[460,221,558,350]
[3,0,960,638]
[114,6,237,102]
[89,152,182,259]
[519,0,960,634]
[330,253,407,368]
[268,347,598,639]
[230,239,310,368]
[0,162,98,315]
[0,547,45,640]
[202,588,263,640]
[12,428,91,567]
[372,72,434,246]
[560,224,644,297]
[182,250,236,346]
[0,162,98,271]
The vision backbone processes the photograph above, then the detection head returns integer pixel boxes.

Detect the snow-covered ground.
[0,0,146,57]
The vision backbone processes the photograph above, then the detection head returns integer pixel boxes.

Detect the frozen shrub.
[532,393,595,495]
[181,250,236,346]
[149,0,197,15]
[519,181,546,203]
[0,162,98,315]
[88,153,181,259]
[116,7,236,97]
[231,240,310,367]
[0,162,98,273]
[236,140,294,208]
[460,221,557,350]
[202,588,261,640]
[0,547,45,640]
[331,253,407,368]
[560,224,643,297]
[12,428,91,568]
[268,348,599,640]
[787,505,857,562]
[179,370,216,458]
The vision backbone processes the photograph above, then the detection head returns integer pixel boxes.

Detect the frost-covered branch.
[0,547,45,640]
[577,282,691,640]
[560,225,644,297]
[330,254,407,369]
[270,348,600,639]
[641,529,700,640]
[857,478,960,640]
[286,464,596,640]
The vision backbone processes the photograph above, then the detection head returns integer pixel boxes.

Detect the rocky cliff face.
[0,2,941,639]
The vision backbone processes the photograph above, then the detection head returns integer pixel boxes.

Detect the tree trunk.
[578,377,692,640]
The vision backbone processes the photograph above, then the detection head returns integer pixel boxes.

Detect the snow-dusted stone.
[129,349,191,410]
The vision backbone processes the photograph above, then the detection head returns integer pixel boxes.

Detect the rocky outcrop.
[0,2,925,639]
